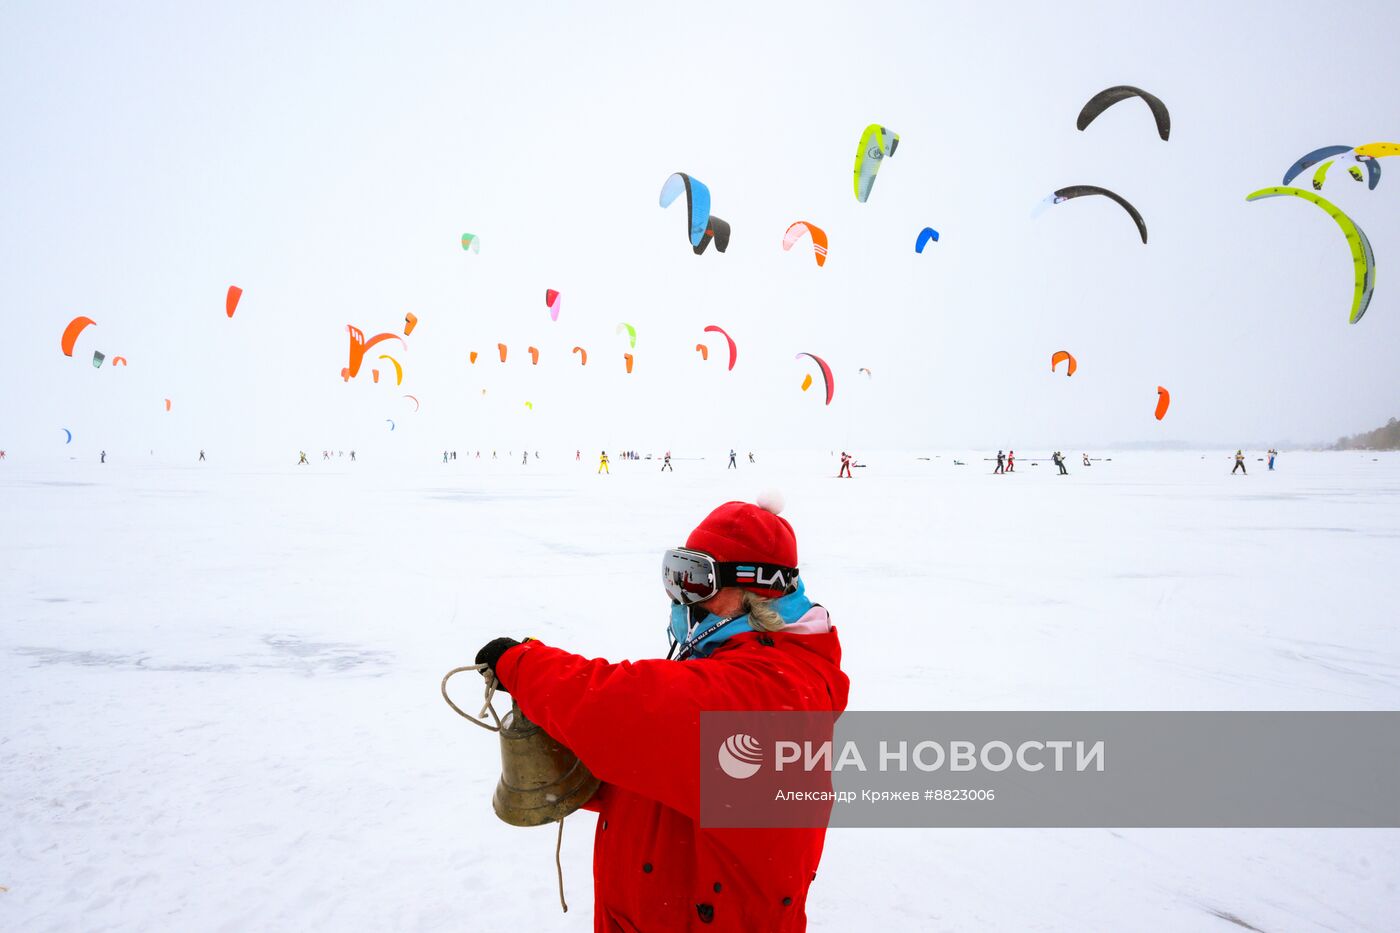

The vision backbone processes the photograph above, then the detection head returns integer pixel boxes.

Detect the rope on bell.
[440,664,503,731]
[556,816,568,912]
[441,662,571,913]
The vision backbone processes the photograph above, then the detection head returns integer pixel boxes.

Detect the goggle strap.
[715,562,800,594]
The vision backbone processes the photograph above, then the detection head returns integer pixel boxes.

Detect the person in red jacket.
[475,496,848,931]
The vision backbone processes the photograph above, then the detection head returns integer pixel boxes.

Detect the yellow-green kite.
[1245,186,1374,324]
[854,124,899,202]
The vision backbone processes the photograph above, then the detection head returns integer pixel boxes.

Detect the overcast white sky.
[3,0,1398,460]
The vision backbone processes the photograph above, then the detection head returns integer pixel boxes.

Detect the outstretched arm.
[496,641,767,818]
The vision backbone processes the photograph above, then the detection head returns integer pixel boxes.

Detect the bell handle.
[441,664,503,732]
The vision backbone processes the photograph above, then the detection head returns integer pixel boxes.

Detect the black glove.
[475,637,522,692]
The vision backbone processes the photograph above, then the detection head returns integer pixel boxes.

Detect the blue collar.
[671,579,814,660]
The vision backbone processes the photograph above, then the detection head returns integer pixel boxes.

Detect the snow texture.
[2,450,1398,931]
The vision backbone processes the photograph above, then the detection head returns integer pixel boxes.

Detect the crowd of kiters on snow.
[17,448,1282,473]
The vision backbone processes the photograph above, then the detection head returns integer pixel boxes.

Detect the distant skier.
[1054,451,1068,475]
[1006,450,1016,473]
[1267,448,1277,471]
[298,451,309,465]
[994,450,1005,474]
[1233,450,1247,475]
[598,450,610,474]
[100,450,107,464]
[838,451,853,478]
[198,449,206,462]
[748,452,755,464]
[444,451,450,463]
[1082,453,1090,467]
[575,449,581,461]
[0,450,6,460]
[661,451,673,472]
[728,449,738,469]
[522,451,528,465]
[350,451,356,462]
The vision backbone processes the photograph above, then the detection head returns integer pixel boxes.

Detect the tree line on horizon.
[1334,417,1400,450]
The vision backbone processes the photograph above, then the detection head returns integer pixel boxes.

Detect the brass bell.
[441,663,600,913]
[492,700,601,827]
[440,667,600,824]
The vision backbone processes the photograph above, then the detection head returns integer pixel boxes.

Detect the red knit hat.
[685,494,797,597]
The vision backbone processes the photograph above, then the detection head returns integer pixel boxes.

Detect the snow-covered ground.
[3,450,1398,931]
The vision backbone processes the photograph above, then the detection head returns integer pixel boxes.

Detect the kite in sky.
[1076,86,1171,140]
[854,124,899,202]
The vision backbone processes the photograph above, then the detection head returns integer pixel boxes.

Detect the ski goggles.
[662,547,800,605]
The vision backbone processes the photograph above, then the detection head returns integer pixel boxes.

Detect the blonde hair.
[741,590,786,633]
